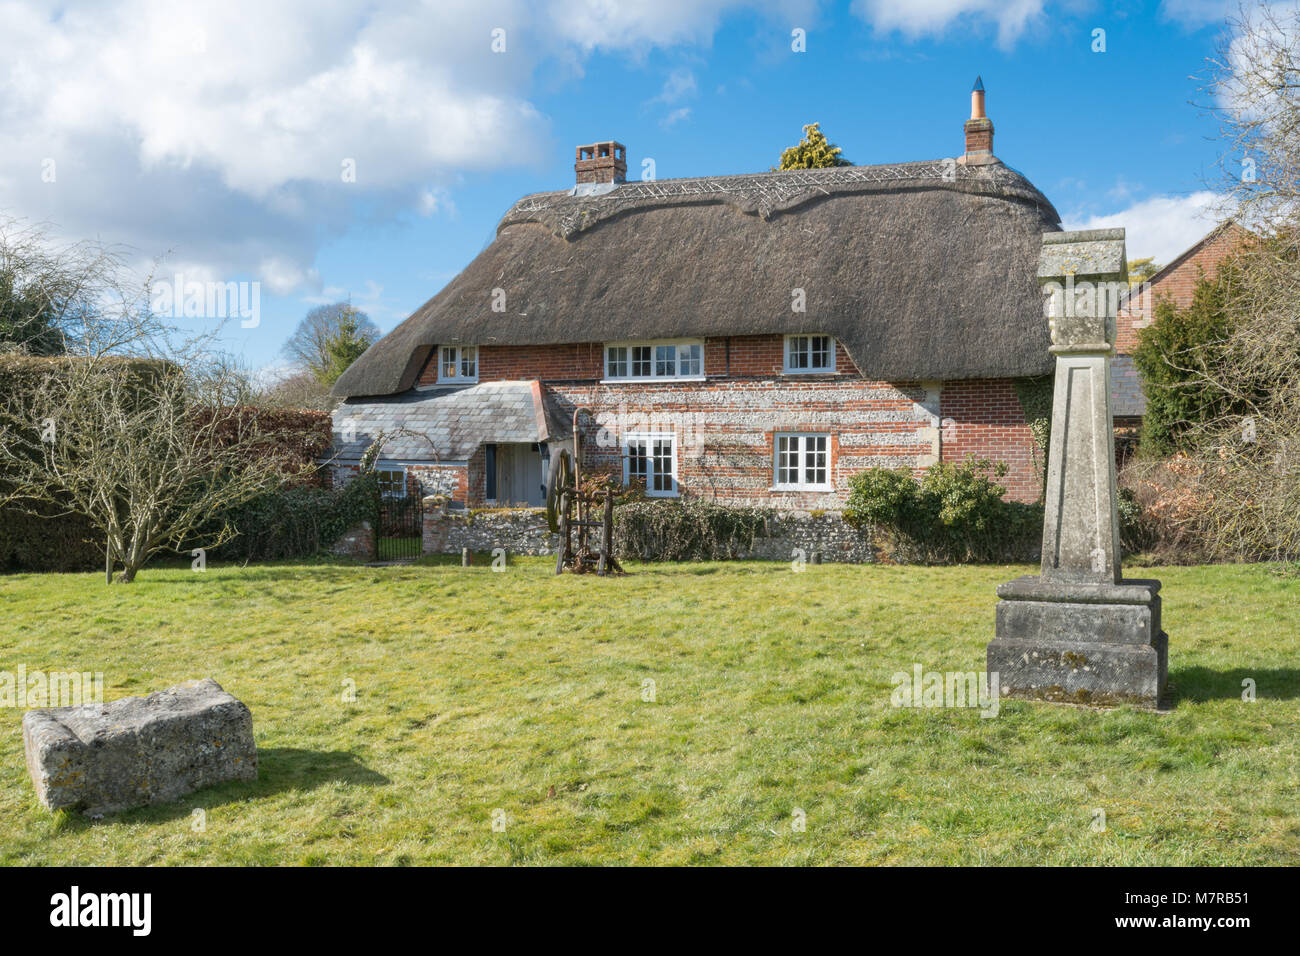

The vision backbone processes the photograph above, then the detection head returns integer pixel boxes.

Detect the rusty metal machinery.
[545,408,623,576]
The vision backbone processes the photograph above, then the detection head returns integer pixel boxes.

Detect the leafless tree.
[1144,1,1300,560]
[0,217,294,581]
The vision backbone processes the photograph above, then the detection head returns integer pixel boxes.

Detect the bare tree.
[0,217,297,581]
[282,302,379,384]
[1138,1,1300,560]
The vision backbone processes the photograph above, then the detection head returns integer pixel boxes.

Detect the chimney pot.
[962,78,994,166]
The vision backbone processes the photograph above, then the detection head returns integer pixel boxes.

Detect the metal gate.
[377,493,423,561]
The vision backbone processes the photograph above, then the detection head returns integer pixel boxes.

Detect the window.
[604,341,704,381]
[784,335,835,373]
[376,468,408,498]
[440,345,478,382]
[773,434,830,490]
[625,433,677,496]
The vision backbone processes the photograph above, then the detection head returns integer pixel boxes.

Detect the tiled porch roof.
[330,381,551,462]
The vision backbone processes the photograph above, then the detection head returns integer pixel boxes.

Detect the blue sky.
[0,1,1241,371]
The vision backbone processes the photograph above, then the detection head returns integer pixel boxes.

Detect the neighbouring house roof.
[1111,355,1146,418]
[333,159,1062,398]
[330,381,552,462]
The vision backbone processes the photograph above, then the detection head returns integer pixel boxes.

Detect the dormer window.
[784,335,835,374]
[440,345,478,383]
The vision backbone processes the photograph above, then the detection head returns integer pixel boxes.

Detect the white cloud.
[1159,0,1235,29]
[1,0,795,296]
[851,0,1048,46]
[1063,191,1221,265]
[0,0,1095,301]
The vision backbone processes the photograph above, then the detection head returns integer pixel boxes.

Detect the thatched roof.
[334,159,1061,398]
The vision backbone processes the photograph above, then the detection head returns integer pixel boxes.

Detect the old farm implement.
[545,407,623,576]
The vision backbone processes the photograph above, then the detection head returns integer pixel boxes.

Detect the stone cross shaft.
[1038,229,1126,585]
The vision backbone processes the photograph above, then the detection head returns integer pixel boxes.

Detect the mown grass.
[0,557,1296,865]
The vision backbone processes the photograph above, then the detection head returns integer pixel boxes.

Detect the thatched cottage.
[330,83,1061,510]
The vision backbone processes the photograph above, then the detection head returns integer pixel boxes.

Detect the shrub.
[844,459,1041,564]
[614,499,770,561]
[212,470,379,562]
[1132,260,1256,455]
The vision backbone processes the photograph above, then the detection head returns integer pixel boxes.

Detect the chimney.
[962,76,994,166]
[575,141,627,185]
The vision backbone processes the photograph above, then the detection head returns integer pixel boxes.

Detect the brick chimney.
[575,141,627,185]
[962,77,994,166]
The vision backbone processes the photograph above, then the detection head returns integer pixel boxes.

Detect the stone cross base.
[988,576,1168,708]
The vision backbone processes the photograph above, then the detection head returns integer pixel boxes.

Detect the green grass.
[0,557,1297,865]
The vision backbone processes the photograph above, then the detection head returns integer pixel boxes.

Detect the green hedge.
[0,505,103,573]
[614,499,770,561]
[212,471,379,562]
[844,459,1041,564]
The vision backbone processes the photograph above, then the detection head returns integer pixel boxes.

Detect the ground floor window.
[625,433,677,496]
[376,467,408,498]
[773,433,830,490]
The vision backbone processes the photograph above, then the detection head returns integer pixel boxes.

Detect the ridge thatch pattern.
[334,159,1061,398]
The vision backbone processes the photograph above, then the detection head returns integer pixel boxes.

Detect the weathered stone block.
[23,678,257,815]
[987,633,1167,708]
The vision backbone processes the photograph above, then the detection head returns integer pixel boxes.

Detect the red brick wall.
[1117,224,1248,354]
[397,336,1040,507]
[939,379,1041,503]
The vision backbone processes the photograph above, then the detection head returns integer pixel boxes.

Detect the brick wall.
[1117,224,1248,354]
[382,335,1042,507]
[939,378,1041,503]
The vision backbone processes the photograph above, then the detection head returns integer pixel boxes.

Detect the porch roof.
[330,380,552,462]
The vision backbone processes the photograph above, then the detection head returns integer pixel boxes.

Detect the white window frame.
[375,466,409,499]
[783,334,836,374]
[603,340,705,383]
[772,433,832,491]
[624,432,678,497]
[439,345,478,383]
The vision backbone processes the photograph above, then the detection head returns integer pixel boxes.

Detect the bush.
[844,459,1041,564]
[614,499,770,561]
[1133,260,1256,455]
[212,470,379,562]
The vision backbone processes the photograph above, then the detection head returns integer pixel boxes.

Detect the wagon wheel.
[545,448,574,534]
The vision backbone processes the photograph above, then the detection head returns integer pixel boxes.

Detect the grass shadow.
[1168,666,1300,705]
[57,747,390,828]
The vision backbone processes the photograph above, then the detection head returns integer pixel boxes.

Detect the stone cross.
[987,228,1168,708]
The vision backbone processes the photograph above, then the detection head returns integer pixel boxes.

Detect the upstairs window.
[784,335,835,373]
[605,341,703,381]
[773,433,830,490]
[440,345,478,383]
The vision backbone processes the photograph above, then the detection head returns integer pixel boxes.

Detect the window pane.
[607,346,627,378]
[655,344,677,377]
[776,435,796,485]
[679,343,701,377]
[811,336,830,369]
[441,347,457,378]
[652,438,673,492]
[461,346,477,378]
[627,440,647,482]
[632,346,651,377]
[806,436,827,485]
[788,336,809,369]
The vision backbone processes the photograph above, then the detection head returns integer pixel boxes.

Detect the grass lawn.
[0,557,1297,865]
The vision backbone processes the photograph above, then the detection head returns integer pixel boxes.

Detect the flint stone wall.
[422,505,876,563]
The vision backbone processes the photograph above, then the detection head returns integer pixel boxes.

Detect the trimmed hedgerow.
[844,459,1041,564]
[614,499,771,561]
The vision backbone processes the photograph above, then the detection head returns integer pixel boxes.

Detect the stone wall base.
[422,507,877,564]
